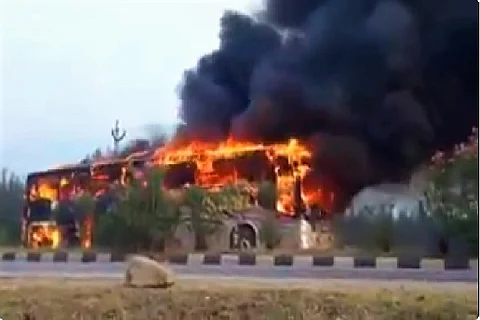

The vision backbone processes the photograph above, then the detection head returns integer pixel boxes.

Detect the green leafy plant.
[259,210,282,250]
[179,186,224,251]
[257,180,277,210]
[0,168,23,245]
[96,167,180,253]
[425,128,478,256]
[178,183,251,251]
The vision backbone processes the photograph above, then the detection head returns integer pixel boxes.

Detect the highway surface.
[0,261,477,283]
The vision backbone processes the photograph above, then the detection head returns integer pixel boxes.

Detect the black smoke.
[177,0,478,210]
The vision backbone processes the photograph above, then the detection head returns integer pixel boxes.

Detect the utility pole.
[111,119,127,156]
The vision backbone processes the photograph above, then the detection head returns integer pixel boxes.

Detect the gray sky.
[0,0,253,175]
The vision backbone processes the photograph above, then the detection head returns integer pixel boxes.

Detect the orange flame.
[82,215,93,249]
[152,137,319,214]
[29,222,61,249]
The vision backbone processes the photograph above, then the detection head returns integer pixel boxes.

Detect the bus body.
[22,147,320,249]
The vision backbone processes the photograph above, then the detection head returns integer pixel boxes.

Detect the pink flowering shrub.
[425,127,478,255]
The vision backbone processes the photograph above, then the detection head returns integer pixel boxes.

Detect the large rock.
[124,255,175,288]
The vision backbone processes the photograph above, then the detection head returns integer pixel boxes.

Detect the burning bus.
[23,138,335,249]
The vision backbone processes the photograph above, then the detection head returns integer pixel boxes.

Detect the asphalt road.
[0,261,477,283]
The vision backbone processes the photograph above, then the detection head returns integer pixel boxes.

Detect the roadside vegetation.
[333,128,478,257]
[0,168,23,245]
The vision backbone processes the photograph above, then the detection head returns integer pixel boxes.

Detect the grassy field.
[0,278,477,320]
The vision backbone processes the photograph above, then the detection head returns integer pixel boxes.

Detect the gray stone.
[125,255,175,288]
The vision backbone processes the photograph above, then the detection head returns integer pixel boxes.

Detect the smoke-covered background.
[176,0,478,210]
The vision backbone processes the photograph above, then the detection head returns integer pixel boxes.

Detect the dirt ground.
[0,278,477,320]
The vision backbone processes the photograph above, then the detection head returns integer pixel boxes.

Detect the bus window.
[29,198,53,222]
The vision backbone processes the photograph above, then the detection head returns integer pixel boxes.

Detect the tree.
[0,168,23,245]
[142,168,181,250]
[208,182,252,214]
[96,167,180,252]
[259,210,282,250]
[73,193,95,248]
[179,186,223,251]
[178,183,251,251]
[257,180,277,210]
[73,193,95,222]
[425,127,478,256]
[331,205,392,252]
[80,148,105,164]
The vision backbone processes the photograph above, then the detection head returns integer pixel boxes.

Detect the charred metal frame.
[22,152,308,247]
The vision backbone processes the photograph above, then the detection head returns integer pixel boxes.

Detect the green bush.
[257,181,277,210]
[179,186,220,251]
[332,205,405,254]
[259,211,282,250]
[0,218,21,246]
[425,131,478,257]
[94,167,180,253]
[179,183,250,251]
[0,168,23,246]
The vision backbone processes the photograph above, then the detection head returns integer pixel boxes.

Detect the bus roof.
[26,164,91,182]
[26,159,148,183]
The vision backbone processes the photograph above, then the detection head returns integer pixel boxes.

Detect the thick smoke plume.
[177,0,478,210]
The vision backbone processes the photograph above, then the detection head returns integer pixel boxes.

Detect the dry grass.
[0,278,477,320]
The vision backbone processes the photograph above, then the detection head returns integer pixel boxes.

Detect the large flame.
[33,137,336,215]
[151,137,333,214]
[27,136,335,251]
